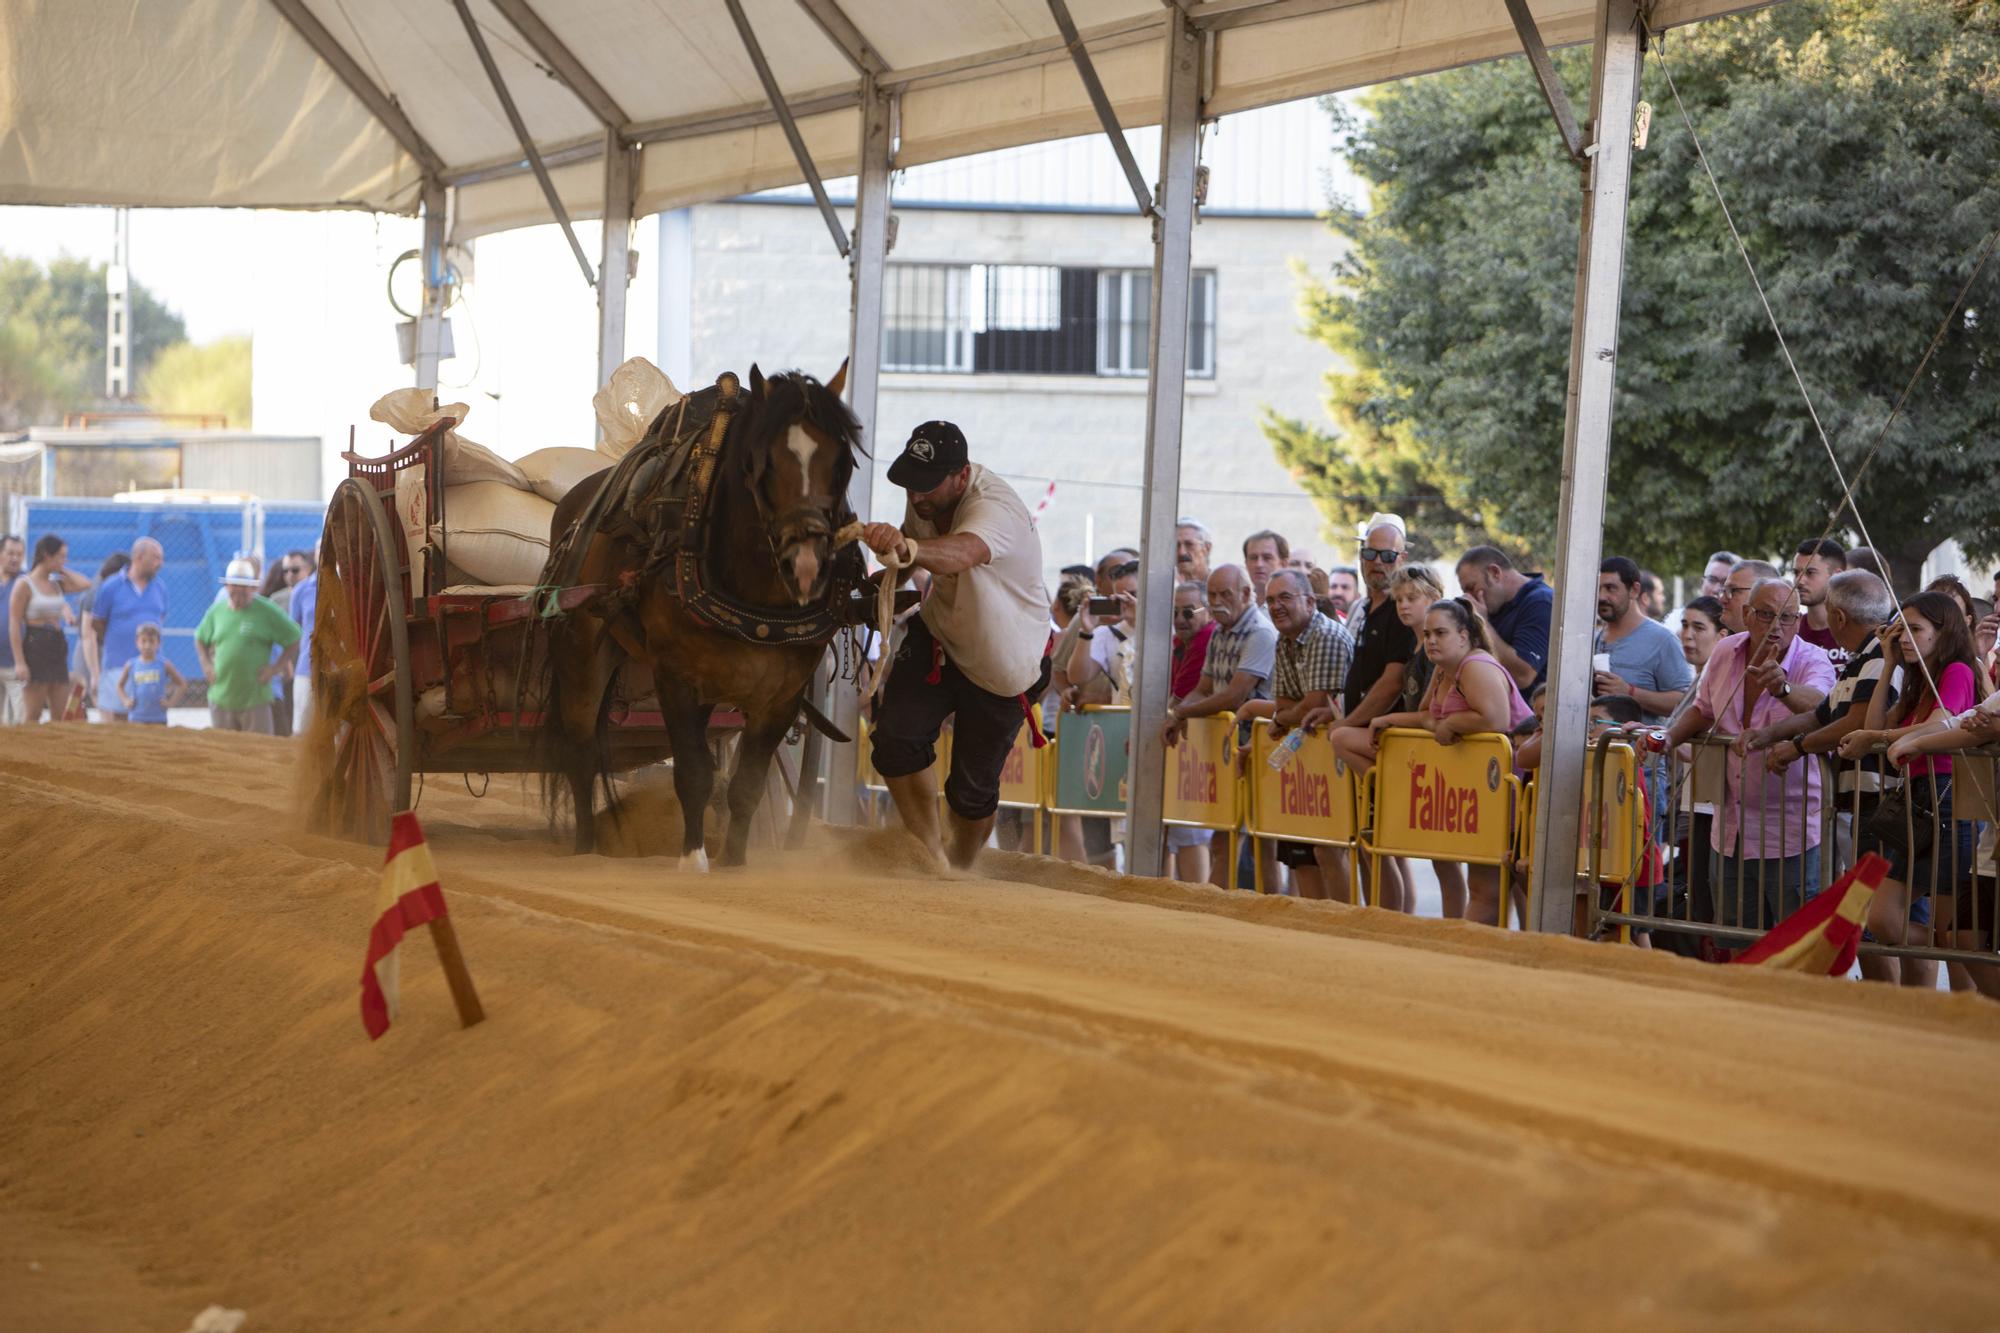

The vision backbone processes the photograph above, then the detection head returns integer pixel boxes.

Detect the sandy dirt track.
[5,725,2000,1331]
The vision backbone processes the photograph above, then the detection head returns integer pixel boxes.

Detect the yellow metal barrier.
[1162,711,1246,882]
[1364,727,1518,908]
[1245,719,1363,899]
[1516,771,1538,930]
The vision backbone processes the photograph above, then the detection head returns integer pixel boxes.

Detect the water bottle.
[1267,727,1307,770]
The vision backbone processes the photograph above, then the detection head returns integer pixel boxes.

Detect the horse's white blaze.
[785,424,816,502]
[679,848,709,873]
[783,422,822,599]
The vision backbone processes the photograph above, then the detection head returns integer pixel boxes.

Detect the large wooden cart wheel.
[308,478,415,844]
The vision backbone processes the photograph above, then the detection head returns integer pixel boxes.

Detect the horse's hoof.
[678,849,709,873]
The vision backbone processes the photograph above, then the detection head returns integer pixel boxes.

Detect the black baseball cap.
[887,420,968,490]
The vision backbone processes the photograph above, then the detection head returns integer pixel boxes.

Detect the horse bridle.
[749,431,846,598]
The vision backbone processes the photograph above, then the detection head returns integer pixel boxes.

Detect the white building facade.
[662,100,1352,576]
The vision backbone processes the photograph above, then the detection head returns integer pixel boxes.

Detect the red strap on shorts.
[1019,693,1048,748]
[925,639,945,685]
[1019,631,1055,748]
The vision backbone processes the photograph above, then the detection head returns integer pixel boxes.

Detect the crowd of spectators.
[2,531,319,735]
[1023,515,2000,991]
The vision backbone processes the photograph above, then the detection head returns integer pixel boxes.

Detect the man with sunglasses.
[1665,550,1738,634]
[1341,515,1415,726]
[1168,580,1215,699]
[1714,559,1780,634]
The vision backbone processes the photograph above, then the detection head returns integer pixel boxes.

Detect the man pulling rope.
[854,422,1052,872]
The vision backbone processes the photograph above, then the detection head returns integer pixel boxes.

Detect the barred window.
[1096,269,1216,378]
[884,262,1216,379]
[884,264,973,372]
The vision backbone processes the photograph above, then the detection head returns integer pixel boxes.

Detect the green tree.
[141,336,252,428]
[1270,0,2000,589]
[0,251,188,428]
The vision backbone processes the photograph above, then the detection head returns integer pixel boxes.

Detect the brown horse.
[538,363,863,868]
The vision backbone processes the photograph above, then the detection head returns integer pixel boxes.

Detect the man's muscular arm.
[859,523,990,576]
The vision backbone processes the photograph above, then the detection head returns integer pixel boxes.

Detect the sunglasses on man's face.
[1174,606,1202,620]
[1358,548,1400,563]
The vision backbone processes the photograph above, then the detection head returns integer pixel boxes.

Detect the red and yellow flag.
[361,812,449,1040]
[1732,853,1890,975]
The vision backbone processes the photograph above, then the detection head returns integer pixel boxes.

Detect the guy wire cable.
[1636,27,1999,836]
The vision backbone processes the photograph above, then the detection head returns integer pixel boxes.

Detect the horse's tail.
[528,471,623,839]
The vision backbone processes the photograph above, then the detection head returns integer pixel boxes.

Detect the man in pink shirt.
[1664,578,1837,936]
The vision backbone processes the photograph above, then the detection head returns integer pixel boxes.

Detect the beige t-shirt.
[905,464,1049,696]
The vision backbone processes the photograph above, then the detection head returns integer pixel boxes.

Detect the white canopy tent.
[2,0,1772,915]
[7,0,1748,230]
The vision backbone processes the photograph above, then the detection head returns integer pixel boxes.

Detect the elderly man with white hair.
[1175,517,1213,585]
[90,535,167,722]
[1663,577,1836,938]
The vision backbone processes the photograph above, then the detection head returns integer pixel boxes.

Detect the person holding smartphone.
[1066,561,1139,706]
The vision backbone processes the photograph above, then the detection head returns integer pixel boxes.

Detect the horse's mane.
[719,368,866,501]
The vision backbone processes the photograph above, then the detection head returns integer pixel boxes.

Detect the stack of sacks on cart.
[368,357,679,588]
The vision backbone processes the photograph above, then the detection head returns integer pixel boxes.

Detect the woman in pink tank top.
[1419,600,1534,738]
[1362,598,1533,928]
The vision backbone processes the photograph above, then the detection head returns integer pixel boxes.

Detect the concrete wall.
[684,200,1349,580]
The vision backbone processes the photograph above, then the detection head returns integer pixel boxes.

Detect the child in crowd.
[117,623,187,725]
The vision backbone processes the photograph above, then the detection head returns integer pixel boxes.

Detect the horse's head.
[732,362,863,606]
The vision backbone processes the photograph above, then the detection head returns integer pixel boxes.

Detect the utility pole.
[106,208,131,400]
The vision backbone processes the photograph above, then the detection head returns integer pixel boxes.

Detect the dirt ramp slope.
[3,727,2000,1331]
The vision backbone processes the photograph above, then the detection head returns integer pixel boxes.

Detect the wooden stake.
[427,915,485,1029]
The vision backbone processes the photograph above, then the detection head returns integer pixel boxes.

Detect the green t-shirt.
[195,595,302,711]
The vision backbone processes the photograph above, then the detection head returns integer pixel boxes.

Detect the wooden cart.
[308,419,768,843]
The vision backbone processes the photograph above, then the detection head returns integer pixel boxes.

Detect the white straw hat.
[220,558,261,587]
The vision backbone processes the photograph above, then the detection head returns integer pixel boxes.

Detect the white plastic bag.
[593,357,680,459]
[515,446,611,504]
[369,388,529,490]
[436,482,556,587]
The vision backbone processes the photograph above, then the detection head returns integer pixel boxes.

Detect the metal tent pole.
[415,180,448,392]
[1529,0,1644,932]
[449,0,596,287]
[1124,11,1201,878]
[597,130,636,389]
[825,78,895,828]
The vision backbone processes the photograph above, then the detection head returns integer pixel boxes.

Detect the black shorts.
[23,623,68,685]
[1275,839,1319,869]
[871,617,1052,822]
[1945,875,1997,939]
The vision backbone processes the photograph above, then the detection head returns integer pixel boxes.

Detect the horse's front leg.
[662,688,716,871]
[721,712,794,868]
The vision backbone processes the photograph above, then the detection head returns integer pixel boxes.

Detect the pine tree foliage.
[1268,0,1999,584]
[0,252,188,429]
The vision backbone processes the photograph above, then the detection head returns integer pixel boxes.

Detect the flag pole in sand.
[363,811,484,1038]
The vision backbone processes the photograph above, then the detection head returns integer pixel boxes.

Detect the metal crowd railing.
[846,709,1998,965]
[1586,731,1999,967]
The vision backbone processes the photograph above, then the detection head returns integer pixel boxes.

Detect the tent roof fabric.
[1,0,1768,240]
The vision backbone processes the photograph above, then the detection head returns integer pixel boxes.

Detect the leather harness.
[551,371,860,649]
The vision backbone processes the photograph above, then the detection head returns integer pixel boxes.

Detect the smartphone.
[1087,596,1122,616]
